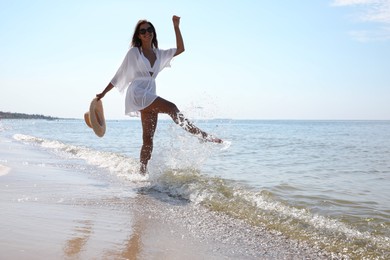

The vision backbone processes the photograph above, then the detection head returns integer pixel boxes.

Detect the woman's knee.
[165,100,179,114]
[145,97,179,115]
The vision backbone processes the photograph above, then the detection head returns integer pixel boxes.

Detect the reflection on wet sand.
[104,198,147,259]
[63,219,94,257]
[62,202,145,259]
[60,195,207,259]
[117,220,145,259]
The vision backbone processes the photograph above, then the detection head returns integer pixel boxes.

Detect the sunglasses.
[139,27,153,35]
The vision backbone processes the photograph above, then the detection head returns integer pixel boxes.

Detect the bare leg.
[174,113,223,143]
[143,97,223,142]
[140,111,158,175]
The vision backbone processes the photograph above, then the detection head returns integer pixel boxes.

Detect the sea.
[1,118,389,258]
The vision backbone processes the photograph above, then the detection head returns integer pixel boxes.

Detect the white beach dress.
[110,47,177,117]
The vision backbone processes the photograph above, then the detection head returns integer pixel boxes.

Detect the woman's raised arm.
[172,15,185,56]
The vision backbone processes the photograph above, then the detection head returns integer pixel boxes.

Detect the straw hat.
[84,98,106,137]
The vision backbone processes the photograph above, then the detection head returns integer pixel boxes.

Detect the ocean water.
[1,119,389,258]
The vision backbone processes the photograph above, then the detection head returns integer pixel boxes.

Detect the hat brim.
[85,98,106,137]
[84,112,92,128]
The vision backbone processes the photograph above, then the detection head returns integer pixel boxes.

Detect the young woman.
[96,15,222,174]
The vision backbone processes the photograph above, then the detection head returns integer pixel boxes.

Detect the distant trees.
[0,111,58,120]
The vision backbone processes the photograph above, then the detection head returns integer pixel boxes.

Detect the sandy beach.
[0,136,333,259]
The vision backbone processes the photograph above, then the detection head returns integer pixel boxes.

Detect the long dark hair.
[131,20,158,48]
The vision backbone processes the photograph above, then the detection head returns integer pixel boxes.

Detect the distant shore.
[0,111,59,120]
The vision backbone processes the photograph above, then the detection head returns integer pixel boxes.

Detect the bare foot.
[140,164,147,175]
[213,137,223,143]
[208,136,223,143]
[201,133,223,143]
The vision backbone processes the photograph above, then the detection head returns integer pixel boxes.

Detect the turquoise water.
[1,119,389,258]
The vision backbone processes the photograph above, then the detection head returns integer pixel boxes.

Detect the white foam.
[243,191,370,239]
[13,134,147,182]
[150,169,389,253]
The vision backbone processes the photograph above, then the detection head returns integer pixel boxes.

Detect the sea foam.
[13,134,147,182]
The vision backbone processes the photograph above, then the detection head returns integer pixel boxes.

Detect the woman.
[96,15,222,174]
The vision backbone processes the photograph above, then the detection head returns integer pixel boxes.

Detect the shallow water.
[1,119,389,258]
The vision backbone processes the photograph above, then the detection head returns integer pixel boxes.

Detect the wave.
[13,134,390,258]
[13,134,147,182]
[151,169,389,258]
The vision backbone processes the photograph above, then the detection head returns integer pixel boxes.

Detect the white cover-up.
[110,47,177,117]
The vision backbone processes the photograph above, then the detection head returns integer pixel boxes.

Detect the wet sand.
[0,137,333,259]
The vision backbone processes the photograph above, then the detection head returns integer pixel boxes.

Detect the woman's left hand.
[172,15,180,27]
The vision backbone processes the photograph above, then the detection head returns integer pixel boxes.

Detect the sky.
[1,0,389,120]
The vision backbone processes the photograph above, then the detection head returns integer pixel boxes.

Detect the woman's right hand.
[96,83,114,100]
[96,93,105,100]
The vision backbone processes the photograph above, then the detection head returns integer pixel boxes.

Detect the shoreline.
[0,135,333,259]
